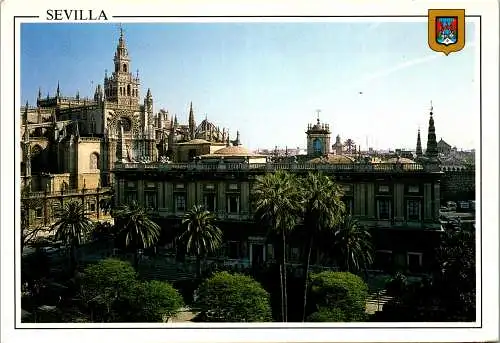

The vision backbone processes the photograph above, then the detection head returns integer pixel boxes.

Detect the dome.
[308,154,355,164]
[213,145,259,156]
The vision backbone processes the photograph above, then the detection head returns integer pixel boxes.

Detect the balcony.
[114,161,439,173]
[22,187,113,199]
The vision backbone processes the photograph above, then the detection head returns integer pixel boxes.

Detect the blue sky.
[21,22,478,151]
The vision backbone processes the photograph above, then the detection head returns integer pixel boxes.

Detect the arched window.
[123,63,128,72]
[90,117,96,133]
[119,87,122,96]
[127,85,131,96]
[90,152,99,170]
[31,144,43,173]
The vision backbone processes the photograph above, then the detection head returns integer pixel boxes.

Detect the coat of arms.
[428,9,465,56]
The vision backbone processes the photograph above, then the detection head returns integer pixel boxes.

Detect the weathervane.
[316,109,321,122]
[430,100,434,113]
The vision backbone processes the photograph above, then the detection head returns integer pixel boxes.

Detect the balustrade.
[115,161,430,173]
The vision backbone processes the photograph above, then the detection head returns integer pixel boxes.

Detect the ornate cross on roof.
[316,109,321,123]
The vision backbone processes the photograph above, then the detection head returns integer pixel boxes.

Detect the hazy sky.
[21,21,478,151]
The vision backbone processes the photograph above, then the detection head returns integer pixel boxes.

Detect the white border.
[1,0,498,342]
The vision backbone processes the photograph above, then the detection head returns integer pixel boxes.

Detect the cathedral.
[21,28,234,194]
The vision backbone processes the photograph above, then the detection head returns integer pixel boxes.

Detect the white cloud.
[358,41,476,87]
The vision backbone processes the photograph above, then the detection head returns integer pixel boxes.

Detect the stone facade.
[113,160,443,273]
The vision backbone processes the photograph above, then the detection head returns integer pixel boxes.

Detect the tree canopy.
[308,271,369,322]
[194,271,272,322]
[127,280,184,322]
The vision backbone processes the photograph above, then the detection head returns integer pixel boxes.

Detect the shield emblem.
[428,9,465,55]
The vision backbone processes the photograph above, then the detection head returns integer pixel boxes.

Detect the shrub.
[309,271,369,321]
[307,307,346,322]
[195,271,272,322]
[127,280,184,322]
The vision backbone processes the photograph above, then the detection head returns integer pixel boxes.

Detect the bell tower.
[306,109,331,157]
[104,27,140,106]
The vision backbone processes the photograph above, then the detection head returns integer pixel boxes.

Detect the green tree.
[334,215,374,273]
[252,170,302,322]
[127,280,184,322]
[195,271,272,322]
[79,258,138,322]
[299,172,345,321]
[177,205,223,278]
[112,201,161,269]
[435,223,475,320]
[309,271,369,322]
[51,201,94,273]
[307,307,345,322]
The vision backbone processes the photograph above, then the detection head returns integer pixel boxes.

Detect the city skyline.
[21,21,478,151]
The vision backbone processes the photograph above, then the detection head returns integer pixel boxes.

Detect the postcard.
[1,0,498,342]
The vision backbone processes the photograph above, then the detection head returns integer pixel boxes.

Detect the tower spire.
[56,81,60,98]
[416,127,422,157]
[425,102,438,159]
[37,87,42,100]
[188,101,195,140]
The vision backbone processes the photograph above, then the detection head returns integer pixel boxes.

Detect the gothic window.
[118,117,132,131]
[90,152,99,170]
[313,138,322,154]
[90,117,96,132]
[123,63,127,72]
[31,144,43,173]
[127,85,131,96]
[120,87,123,96]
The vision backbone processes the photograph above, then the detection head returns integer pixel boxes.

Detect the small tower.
[425,102,438,159]
[332,134,343,155]
[104,26,140,105]
[416,128,423,157]
[56,81,61,98]
[306,109,331,157]
[144,88,153,139]
[188,102,195,140]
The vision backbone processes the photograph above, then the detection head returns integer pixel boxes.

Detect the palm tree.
[252,170,302,322]
[51,201,94,273]
[112,201,161,269]
[177,205,223,278]
[299,172,345,321]
[334,215,374,273]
